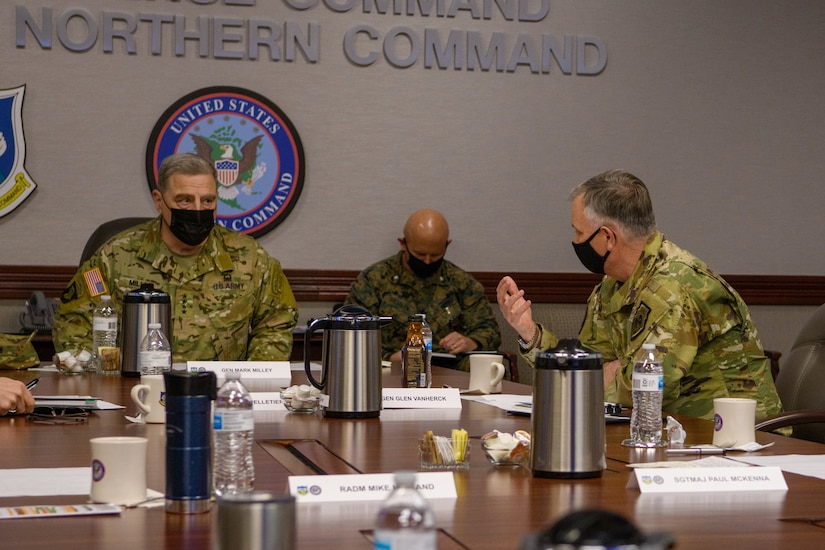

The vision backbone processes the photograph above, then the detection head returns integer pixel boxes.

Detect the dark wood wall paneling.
[1,266,823,305]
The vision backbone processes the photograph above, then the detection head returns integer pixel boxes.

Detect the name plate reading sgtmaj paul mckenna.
[631,467,787,493]
[382,388,462,409]
[288,472,457,503]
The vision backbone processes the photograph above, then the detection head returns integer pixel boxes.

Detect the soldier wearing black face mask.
[345,209,501,369]
[496,169,782,424]
[53,154,298,363]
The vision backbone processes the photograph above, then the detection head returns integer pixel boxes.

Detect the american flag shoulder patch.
[83,268,107,297]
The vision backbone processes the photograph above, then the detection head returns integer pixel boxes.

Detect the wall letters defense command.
[15,1,607,75]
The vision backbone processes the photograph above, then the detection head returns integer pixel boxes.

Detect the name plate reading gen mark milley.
[288,472,457,503]
[186,361,291,390]
[382,388,462,409]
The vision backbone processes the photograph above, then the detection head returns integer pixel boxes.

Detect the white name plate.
[631,467,787,493]
[250,392,286,411]
[288,472,457,503]
[186,361,291,391]
[382,388,462,409]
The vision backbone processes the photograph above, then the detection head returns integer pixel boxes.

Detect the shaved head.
[403,209,450,245]
[399,209,452,270]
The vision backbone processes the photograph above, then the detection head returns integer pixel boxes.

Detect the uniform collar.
[138,217,225,282]
[599,231,664,312]
[389,251,448,286]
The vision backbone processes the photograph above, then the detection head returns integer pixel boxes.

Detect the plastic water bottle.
[419,314,432,388]
[373,471,436,550]
[91,295,117,373]
[138,322,171,375]
[623,343,666,448]
[213,372,255,496]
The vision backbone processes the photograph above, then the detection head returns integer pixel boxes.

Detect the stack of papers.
[34,396,123,410]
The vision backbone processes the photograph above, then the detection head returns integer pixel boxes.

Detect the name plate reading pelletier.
[186,361,291,388]
[288,472,457,503]
[382,388,462,409]
[250,392,286,411]
[631,467,787,494]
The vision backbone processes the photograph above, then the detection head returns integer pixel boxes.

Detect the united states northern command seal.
[0,84,37,219]
[146,86,305,238]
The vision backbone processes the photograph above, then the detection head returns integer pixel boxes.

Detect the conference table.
[2,366,825,549]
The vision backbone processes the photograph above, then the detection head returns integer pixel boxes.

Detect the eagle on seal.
[191,134,263,202]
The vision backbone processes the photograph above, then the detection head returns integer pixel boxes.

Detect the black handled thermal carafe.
[531,339,606,478]
[120,283,171,377]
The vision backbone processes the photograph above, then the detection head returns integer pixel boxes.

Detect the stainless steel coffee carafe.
[120,283,172,377]
[531,339,606,478]
[304,305,391,418]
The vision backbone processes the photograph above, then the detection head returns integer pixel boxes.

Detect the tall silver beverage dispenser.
[120,283,172,377]
[304,305,391,419]
[531,339,606,478]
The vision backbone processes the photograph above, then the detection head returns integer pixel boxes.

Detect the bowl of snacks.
[54,349,92,375]
[481,430,530,467]
[280,384,321,413]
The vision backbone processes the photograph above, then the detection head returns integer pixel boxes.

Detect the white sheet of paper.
[0,467,92,497]
[460,393,531,414]
[0,468,163,501]
[729,454,825,481]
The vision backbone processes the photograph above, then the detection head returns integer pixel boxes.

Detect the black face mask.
[168,208,215,247]
[406,253,443,279]
[572,227,609,275]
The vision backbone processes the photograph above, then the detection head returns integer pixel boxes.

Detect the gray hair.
[569,169,656,240]
[157,154,217,192]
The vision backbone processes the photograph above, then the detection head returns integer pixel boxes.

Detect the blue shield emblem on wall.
[0,84,37,218]
[215,158,239,187]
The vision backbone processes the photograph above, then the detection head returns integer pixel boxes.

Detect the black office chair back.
[758,303,825,442]
[79,217,153,266]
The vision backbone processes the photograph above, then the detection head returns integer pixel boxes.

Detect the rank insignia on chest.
[631,302,651,340]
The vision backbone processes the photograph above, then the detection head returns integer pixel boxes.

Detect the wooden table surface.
[2,366,824,549]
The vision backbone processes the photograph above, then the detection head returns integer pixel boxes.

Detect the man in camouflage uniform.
[497,170,782,421]
[345,209,501,370]
[53,154,298,362]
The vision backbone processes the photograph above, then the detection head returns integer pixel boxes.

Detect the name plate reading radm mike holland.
[288,472,457,503]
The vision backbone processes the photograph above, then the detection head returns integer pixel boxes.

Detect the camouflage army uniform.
[521,232,782,421]
[345,252,501,370]
[53,218,298,362]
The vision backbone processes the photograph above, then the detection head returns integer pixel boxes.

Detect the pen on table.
[665,447,725,455]
[514,402,532,408]
[26,378,39,391]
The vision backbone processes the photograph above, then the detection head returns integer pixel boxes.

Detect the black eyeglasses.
[27,407,89,424]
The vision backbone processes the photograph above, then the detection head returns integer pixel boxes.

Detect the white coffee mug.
[468,354,506,394]
[90,436,148,505]
[130,374,166,424]
[712,397,757,448]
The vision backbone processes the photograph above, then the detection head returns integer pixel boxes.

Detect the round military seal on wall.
[146,86,305,238]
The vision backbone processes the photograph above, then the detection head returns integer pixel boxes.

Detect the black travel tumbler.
[164,370,217,513]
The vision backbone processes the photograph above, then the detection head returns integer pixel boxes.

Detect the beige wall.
[2,1,825,275]
[2,2,822,373]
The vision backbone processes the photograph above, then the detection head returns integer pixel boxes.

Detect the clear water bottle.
[374,471,436,550]
[419,314,432,389]
[213,372,255,496]
[91,295,117,373]
[138,322,171,375]
[622,343,666,448]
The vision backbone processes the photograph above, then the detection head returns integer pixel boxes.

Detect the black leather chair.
[756,303,825,443]
[79,217,152,265]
